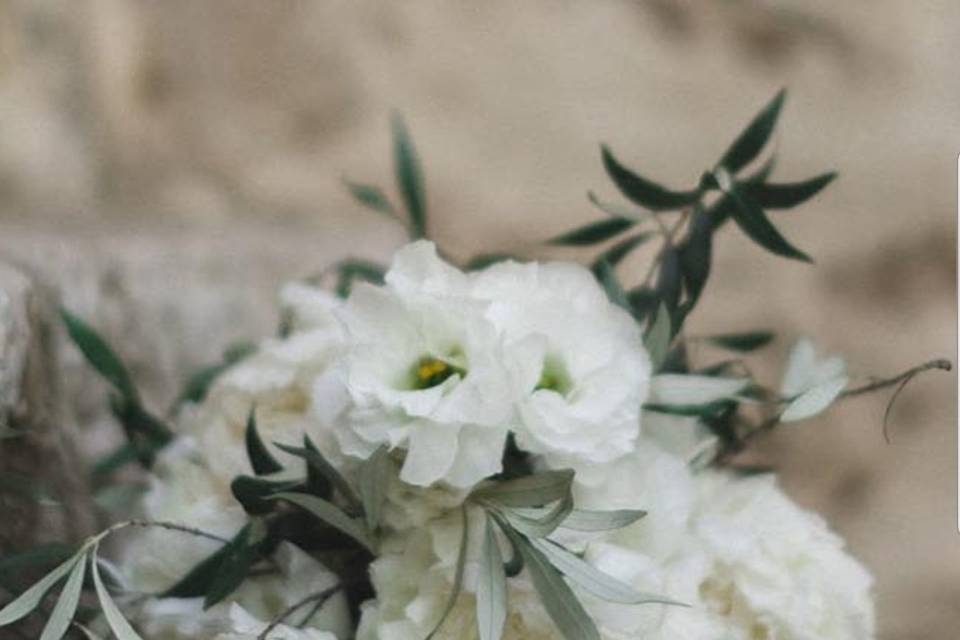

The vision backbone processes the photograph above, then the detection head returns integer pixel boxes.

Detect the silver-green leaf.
[471,469,574,508]
[532,539,682,606]
[426,507,469,639]
[476,514,508,640]
[644,303,672,371]
[39,551,87,640]
[269,493,375,553]
[0,550,83,626]
[358,445,391,533]
[780,376,848,423]
[92,545,143,640]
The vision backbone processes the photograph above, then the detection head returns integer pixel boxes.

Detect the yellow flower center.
[411,356,466,390]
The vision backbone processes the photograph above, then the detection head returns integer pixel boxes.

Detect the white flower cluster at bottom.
[117,242,875,640]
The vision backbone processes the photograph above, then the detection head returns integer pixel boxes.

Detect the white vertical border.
[956,153,959,533]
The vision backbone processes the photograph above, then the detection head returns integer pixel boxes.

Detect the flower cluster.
[114,242,873,640]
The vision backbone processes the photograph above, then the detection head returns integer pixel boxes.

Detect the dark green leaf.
[548,217,634,246]
[334,259,386,298]
[595,261,631,313]
[176,342,256,406]
[654,246,682,316]
[269,493,375,553]
[644,400,736,418]
[677,205,712,318]
[743,172,836,209]
[590,232,654,274]
[244,409,282,476]
[91,443,138,480]
[204,525,256,609]
[644,304,672,371]
[706,331,774,352]
[586,191,648,221]
[392,113,427,239]
[718,89,786,174]
[627,286,659,322]
[726,182,812,262]
[343,179,398,218]
[600,146,700,211]
[465,253,520,271]
[163,527,248,599]
[230,475,300,515]
[60,308,137,402]
[275,438,363,514]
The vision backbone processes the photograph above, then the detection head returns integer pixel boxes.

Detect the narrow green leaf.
[654,246,682,316]
[595,260,631,313]
[91,545,143,640]
[269,493,375,553]
[60,309,137,402]
[204,526,255,609]
[706,331,774,352]
[0,551,82,626]
[230,474,300,515]
[176,342,255,406]
[471,469,574,508]
[426,507,469,639]
[644,303,672,371]
[532,539,682,606]
[587,191,649,222]
[465,253,520,271]
[358,446,391,533]
[591,232,655,274]
[601,146,700,211]
[163,527,246,599]
[643,400,735,418]
[780,376,848,423]
[726,181,812,262]
[548,218,634,246]
[559,509,647,532]
[501,525,599,640]
[744,172,836,209]
[275,439,363,514]
[38,551,86,640]
[677,205,712,316]
[718,89,786,174]
[477,514,507,640]
[244,409,282,476]
[500,494,573,539]
[392,113,427,239]
[334,259,386,298]
[91,443,139,480]
[649,374,750,406]
[343,179,398,218]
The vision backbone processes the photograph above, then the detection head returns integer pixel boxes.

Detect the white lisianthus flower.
[470,258,652,473]
[314,242,514,488]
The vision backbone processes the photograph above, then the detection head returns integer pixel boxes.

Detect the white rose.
[470,258,652,474]
[314,243,514,488]
[690,472,875,640]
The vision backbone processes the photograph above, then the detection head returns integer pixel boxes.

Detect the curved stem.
[257,585,343,640]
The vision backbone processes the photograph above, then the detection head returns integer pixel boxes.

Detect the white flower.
[314,242,514,488]
[690,472,875,639]
[470,258,652,474]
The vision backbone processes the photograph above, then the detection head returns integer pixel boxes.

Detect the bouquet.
[1,91,948,640]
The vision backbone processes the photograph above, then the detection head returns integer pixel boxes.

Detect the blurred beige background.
[0,2,956,638]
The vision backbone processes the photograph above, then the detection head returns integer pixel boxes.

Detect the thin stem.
[640,210,690,289]
[257,585,343,640]
[94,519,231,545]
[839,358,951,399]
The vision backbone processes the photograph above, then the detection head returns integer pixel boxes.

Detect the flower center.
[411,355,466,390]
[535,355,572,395]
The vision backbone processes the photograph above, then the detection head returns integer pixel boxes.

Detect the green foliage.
[601,146,701,211]
[706,331,775,352]
[717,89,785,173]
[392,113,428,239]
[175,341,256,407]
[549,217,635,246]
[244,409,283,476]
[62,308,173,472]
[333,259,386,298]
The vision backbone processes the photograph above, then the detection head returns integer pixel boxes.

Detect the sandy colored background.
[0,2,956,638]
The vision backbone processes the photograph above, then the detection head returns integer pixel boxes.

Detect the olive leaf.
[780,376,848,423]
[204,525,256,609]
[498,494,573,539]
[744,172,836,209]
[644,304,672,371]
[91,545,143,640]
[471,469,574,508]
[269,493,375,553]
[590,232,655,274]
[60,308,138,402]
[0,550,84,627]
[724,180,812,263]
[334,259,386,298]
[549,217,635,246]
[38,552,87,640]
[531,539,682,606]
[275,438,363,514]
[175,341,255,406]
[476,514,508,640]
[601,145,700,211]
[392,112,427,239]
[717,89,785,174]
[343,179,399,219]
[426,507,469,639]
[357,445,391,533]
[244,408,282,476]
[706,331,774,352]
